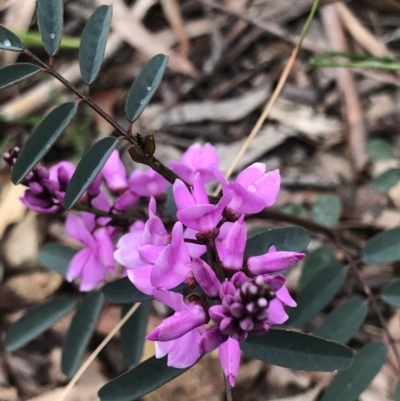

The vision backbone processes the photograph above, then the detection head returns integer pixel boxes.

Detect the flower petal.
[219,337,241,387]
[267,298,288,325]
[192,257,221,298]
[247,251,305,275]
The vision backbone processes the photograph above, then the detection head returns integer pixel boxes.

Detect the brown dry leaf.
[2,0,36,65]
[142,91,342,147]
[216,125,295,173]
[375,209,400,229]
[0,182,26,238]
[161,0,190,56]
[100,0,199,77]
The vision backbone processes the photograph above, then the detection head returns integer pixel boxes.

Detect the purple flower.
[128,167,169,197]
[101,150,129,192]
[215,163,281,214]
[150,289,205,368]
[170,142,219,184]
[114,197,170,294]
[65,214,115,291]
[20,162,75,213]
[173,173,232,232]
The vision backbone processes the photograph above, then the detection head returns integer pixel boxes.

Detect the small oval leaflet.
[102,277,153,304]
[362,226,400,264]
[120,302,151,366]
[98,356,189,401]
[38,242,77,276]
[0,63,40,90]
[126,54,169,122]
[372,168,400,194]
[311,194,341,227]
[0,25,24,51]
[289,264,347,327]
[11,102,78,185]
[321,342,387,401]
[366,138,395,161]
[5,297,77,351]
[36,0,63,56]
[298,246,336,291]
[241,329,353,372]
[79,5,113,85]
[314,298,368,344]
[244,226,309,258]
[64,136,118,209]
[381,279,400,307]
[62,291,104,377]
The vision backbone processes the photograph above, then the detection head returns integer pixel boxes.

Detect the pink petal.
[65,214,96,248]
[200,326,228,352]
[267,298,289,325]
[276,285,297,307]
[253,169,280,207]
[192,257,220,298]
[219,337,241,387]
[222,215,246,269]
[127,265,154,295]
[147,305,207,341]
[235,162,265,186]
[158,328,203,368]
[153,288,187,312]
[80,252,107,291]
[247,251,305,275]
[93,227,115,271]
[101,150,128,191]
[173,179,194,209]
[66,248,91,282]
[226,182,266,214]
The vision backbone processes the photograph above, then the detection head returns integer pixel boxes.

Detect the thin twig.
[333,236,400,375]
[224,374,233,401]
[55,303,141,401]
[213,0,321,196]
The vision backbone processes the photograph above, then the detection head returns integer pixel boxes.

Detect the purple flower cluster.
[6,143,305,384]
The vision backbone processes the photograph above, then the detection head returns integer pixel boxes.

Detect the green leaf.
[79,5,113,85]
[5,297,76,351]
[381,279,400,307]
[11,102,78,184]
[36,0,63,56]
[314,298,368,344]
[121,302,151,366]
[289,265,347,327]
[244,226,309,258]
[98,356,188,401]
[298,246,336,291]
[321,343,387,401]
[62,291,104,377]
[126,54,168,122]
[241,329,353,372]
[164,185,177,218]
[362,226,400,264]
[102,278,153,304]
[372,168,400,194]
[311,194,342,227]
[64,137,118,209]
[366,139,395,161]
[38,242,77,276]
[279,203,308,218]
[0,63,40,89]
[0,25,24,51]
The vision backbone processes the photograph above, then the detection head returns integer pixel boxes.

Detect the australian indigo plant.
[2,1,400,401]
